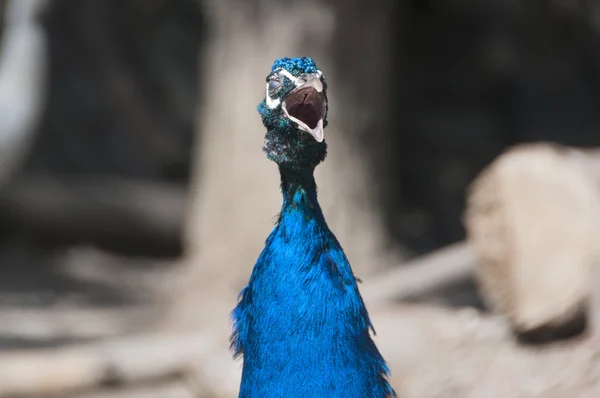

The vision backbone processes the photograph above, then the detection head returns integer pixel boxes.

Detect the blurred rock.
[465,143,600,341]
[373,304,600,398]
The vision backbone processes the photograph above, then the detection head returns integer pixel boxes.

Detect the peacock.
[231,57,397,397]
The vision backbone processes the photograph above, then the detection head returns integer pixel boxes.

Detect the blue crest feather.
[271,56,319,75]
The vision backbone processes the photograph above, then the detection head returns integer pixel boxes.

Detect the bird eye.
[268,77,281,95]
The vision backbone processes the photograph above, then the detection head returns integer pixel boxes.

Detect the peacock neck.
[279,165,324,220]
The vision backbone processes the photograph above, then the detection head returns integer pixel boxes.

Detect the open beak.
[282,78,326,142]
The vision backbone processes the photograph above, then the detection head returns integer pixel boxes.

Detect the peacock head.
[259,57,328,169]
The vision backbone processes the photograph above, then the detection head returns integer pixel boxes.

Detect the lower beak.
[282,78,326,142]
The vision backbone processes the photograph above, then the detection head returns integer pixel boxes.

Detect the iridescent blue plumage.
[231,57,396,397]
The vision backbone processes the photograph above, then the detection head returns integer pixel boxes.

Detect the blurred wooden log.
[66,381,195,398]
[465,143,600,342]
[0,173,185,256]
[361,242,477,307]
[0,332,237,398]
[0,307,152,342]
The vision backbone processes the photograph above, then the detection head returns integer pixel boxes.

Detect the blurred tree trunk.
[166,0,401,343]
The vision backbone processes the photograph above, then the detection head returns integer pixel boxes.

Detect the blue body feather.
[231,57,396,398]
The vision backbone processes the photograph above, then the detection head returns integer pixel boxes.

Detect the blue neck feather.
[231,165,396,397]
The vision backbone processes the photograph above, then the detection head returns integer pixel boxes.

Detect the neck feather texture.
[231,165,396,398]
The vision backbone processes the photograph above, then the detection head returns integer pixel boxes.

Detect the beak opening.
[282,78,326,142]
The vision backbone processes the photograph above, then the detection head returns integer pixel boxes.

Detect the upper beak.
[282,78,326,142]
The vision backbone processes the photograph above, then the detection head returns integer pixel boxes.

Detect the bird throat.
[279,166,321,216]
[263,125,327,170]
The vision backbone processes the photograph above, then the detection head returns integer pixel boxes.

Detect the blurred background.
[1,0,600,397]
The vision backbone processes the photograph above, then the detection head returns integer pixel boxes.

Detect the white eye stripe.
[278,69,297,83]
[265,82,281,109]
[273,68,324,86]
